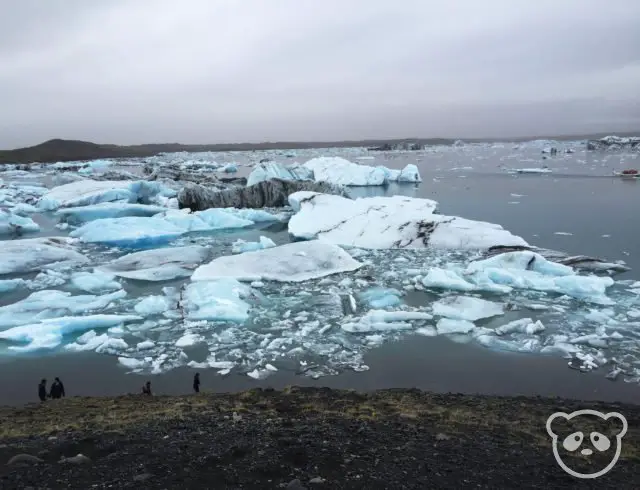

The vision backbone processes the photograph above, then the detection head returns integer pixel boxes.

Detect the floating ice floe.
[0,289,127,329]
[232,236,276,254]
[70,270,122,293]
[509,168,553,174]
[55,203,168,224]
[432,295,504,321]
[37,180,177,211]
[418,251,616,305]
[69,207,281,248]
[0,209,40,235]
[181,278,253,323]
[192,240,363,282]
[246,159,422,187]
[288,192,527,250]
[303,157,422,186]
[0,314,142,352]
[0,237,88,275]
[98,245,211,281]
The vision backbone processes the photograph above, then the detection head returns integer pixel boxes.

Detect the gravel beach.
[1,387,638,489]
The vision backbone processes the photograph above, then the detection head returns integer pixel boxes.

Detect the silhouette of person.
[193,373,200,393]
[38,379,47,402]
[49,377,66,399]
[142,381,152,395]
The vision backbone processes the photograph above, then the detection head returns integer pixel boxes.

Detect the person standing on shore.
[49,377,65,399]
[38,379,47,402]
[193,373,200,393]
[142,381,152,395]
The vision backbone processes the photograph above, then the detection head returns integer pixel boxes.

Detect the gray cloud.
[1,0,639,148]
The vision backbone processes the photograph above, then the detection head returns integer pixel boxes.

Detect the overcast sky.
[1,0,639,148]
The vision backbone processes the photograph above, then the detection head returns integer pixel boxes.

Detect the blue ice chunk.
[223,208,282,223]
[182,278,252,323]
[56,203,168,224]
[69,217,186,248]
[358,287,403,309]
[232,236,277,254]
[0,210,40,235]
[0,314,142,352]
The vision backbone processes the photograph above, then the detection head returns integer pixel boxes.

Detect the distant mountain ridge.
[1,132,639,164]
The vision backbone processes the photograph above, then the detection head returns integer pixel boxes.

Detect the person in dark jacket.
[142,381,152,395]
[38,379,47,402]
[49,377,65,399]
[193,373,200,393]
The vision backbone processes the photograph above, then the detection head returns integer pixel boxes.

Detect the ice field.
[1,139,639,385]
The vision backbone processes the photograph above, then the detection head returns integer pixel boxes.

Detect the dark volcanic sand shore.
[1,387,639,489]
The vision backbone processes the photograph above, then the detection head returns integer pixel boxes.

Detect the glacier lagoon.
[1,140,639,405]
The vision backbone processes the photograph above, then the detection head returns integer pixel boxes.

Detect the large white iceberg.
[192,240,363,283]
[0,237,88,275]
[252,157,423,187]
[56,203,168,224]
[97,245,211,281]
[181,278,252,323]
[0,209,40,235]
[288,192,527,250]
[302,157,387,186]
[38,180,177,211]
[246,161,313,186]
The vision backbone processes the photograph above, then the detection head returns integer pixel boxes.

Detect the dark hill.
[1,131,638,164]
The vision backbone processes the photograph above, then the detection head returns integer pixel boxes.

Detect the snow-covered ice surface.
[192,240,363,282]
[288,192,527,250]
[1,140,640,386]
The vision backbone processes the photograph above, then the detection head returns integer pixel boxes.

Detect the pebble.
[7,454,44,465]
[133,473,153,482]
[286,478,307,489]
[59,453,92,465]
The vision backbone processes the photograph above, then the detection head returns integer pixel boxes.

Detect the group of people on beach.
[37,377,65,401]
[37,373,201,401]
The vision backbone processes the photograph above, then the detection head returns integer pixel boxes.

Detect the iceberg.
[342,310,433,333]
[232,236,277,254]
[0,289,127,329]
[357,287,403,309]
[436,318,476,335]
[303,157,388,186]
[0,210,40,236]
[0,237,88,275]
[432,296,504,321]
[56,203,168,224]
[0,314,142,352]
[70,270,122,293]
[98,245,210,281]
[181,278,252,323]
[192,240,363,283]
[38,180,177,211]
[246,161,313,186]
[465,251,615,303]
[69,216,186,248]
[177,178,348,211]
[288,192,527,250]
[396,163,422,183]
